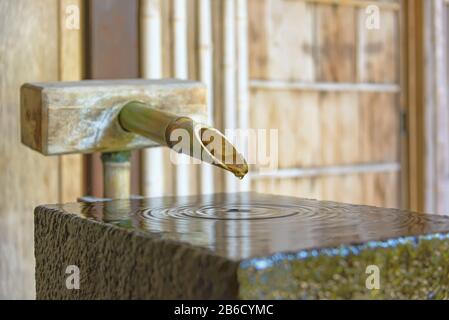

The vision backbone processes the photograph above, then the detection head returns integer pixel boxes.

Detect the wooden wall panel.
[316,4,357,82]
[358,8,399,83]
[0,0,60,299]
[252,172,399,208]
[249,0,402,208]
[251,89,399,168]
[248,0,268,79]
[319,92,361,166]
[248,0,315,81]
[359,92,399,163]
[250,89,321,169]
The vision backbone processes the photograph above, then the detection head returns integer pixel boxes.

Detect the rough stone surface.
[35,193,449,299]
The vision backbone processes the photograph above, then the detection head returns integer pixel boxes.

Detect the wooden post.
[224,0,238,192]
[141,0,166,198]
[173,0,194,196]
[199,0,215,194]
[236,0,250,192]
[406,0,449,215]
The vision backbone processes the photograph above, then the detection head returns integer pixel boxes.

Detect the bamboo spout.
[118,101,248,179]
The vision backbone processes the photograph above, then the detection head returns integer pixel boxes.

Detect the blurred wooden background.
[249,0,402,209]
[1,0,449,299]
[0,0,83,299]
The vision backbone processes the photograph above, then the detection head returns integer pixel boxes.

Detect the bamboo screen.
[141,0,251,196]
[140,0,403,208]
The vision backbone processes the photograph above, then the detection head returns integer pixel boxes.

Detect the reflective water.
[52,193,449,260]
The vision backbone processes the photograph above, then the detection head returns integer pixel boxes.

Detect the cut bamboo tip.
[118,101,248,179]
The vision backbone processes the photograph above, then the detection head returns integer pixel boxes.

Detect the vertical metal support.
[101,151,131,199]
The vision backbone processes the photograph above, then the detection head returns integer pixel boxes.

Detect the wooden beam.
[250,80,400,93]
[289,0,401,11]
[224,0,238,192]
[251,162,401,179]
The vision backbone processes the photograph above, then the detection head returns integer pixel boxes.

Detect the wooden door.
[248,0,403,208]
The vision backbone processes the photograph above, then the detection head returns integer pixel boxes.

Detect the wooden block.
[35,192,449,299]
[20,79,207,155]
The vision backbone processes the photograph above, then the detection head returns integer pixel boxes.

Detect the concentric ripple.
[142,203,304,221]
[73,194,449,260]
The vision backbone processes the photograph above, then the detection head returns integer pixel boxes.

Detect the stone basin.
[35,192,449,299]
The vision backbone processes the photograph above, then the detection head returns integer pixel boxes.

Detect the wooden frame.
[423,0,449,214]
[403,0,449,214]
[401,0,423,212]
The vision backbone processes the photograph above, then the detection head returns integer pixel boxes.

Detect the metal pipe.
[118,101,248,179]
[101,151,131,199]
